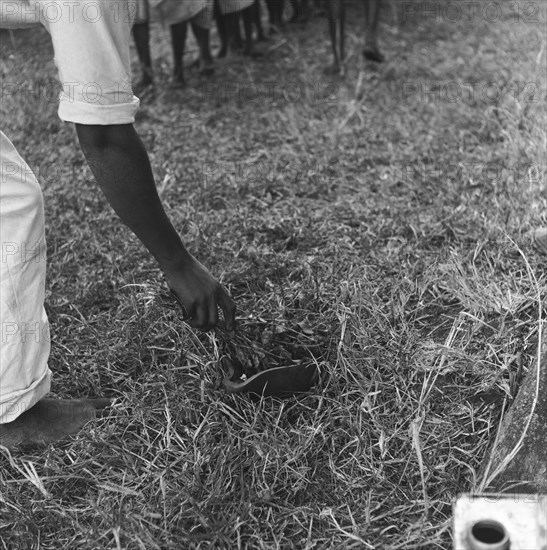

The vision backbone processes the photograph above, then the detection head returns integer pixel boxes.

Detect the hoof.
[223,363,319,398]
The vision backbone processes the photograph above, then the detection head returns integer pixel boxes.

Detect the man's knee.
[1,164,43,217]
[1,168,45,259]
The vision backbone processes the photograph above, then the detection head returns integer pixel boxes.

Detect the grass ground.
[1,1,546,548]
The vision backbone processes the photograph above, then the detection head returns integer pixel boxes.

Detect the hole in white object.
[469,520,509,548]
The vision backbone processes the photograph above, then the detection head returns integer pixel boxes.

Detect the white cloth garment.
[132,0,212,27]
[153,0,208,25]
[0,0,139,423]
[218,0,254,15]
[0,131,52,424]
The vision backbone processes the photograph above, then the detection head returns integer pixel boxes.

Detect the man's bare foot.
[168,77,187,90]
[323,62,343,76]
[0,398,111,451]
[190,57,215,77]
[243,47,265,58]
[169,67,187,90]
[363,44,385,63]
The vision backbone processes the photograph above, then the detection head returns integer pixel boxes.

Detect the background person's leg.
[241,2,266,57]
[132,22,154,91]
[191,22,215,75]
[252,0,266,41]
[215,0,229,57]
[363,0,384,62]
[265,0,283,31]
[226,12,241,53]
[0,131,51,426]
[131,0,154,93]
[170,21,189,87]
[325,0,344,73]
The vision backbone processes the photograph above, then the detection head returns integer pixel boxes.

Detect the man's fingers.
[176,285,235,333]
[88,398,112,411]
[208,299,219,331]
[219,290,237,332]
[182,299,196,324]
[188,301,208,330]
[170,289,193,321]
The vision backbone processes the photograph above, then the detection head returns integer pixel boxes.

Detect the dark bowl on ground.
[222,362,319,398]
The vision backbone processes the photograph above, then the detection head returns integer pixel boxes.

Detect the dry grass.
[1,1,546,548]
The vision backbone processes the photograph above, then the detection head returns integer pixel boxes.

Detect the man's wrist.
[156,245,193,275]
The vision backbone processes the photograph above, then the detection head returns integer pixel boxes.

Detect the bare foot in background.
[0,398,111,451]
[363,42,385,62]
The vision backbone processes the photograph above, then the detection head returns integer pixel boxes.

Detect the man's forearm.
[75,123,190,272]
[75,123,236,332]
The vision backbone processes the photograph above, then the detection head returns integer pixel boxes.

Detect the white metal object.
[453,493,547,550]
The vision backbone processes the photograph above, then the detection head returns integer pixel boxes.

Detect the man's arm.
[76,123,235,332]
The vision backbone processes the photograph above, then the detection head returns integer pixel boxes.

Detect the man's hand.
[75,123,236,333]
[164,254,236,332]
